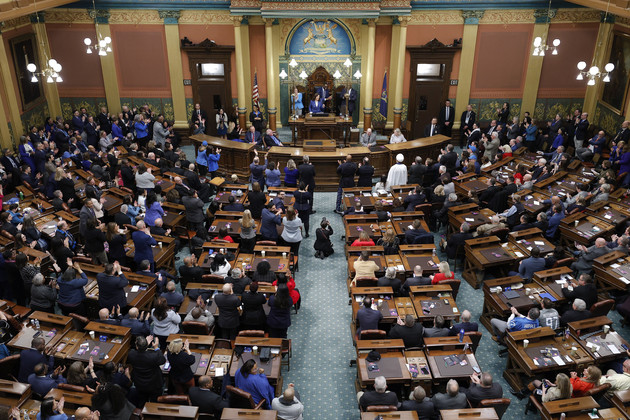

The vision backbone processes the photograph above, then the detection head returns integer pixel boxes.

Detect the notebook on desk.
[503,290,520,300]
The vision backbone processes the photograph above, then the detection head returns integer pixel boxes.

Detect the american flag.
[252,71,260,108]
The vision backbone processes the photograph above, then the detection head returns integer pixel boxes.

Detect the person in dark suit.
[439,100,455,137]
[432,380,468,410]
[182,191,206,234]
[424,117,441,137]
[560,298,592,326]
[356,297,383,336]
[189,376,228,417]
[613,121,630,144]
[404,219,428,244]
[293,182,312,236]
[72,109,85,133]
[466,123,482,147]
[377,267,402,296]
[245,126,261,145]
[173,176,193,198]
[18,337,54,382]
[131,221,157,268]
[83,116,99,148]
[114,205,134,228]
[389,315,424,348]
[574,112,589,150]
[309,93,325,114]
[178,255,203,289]
[33,143,46,175]
[408,156,428,185]
[96,262,128,310]
[449,309,479,335]
[191,103,208,134]
[1,148,21,187]
[561,273,597,309]
[401,386,436,420]
[403,186,426,212]
[335,155,358,213]
[79,199,98,239]
[358,376,399,411]
[298,156,316,212]
[339,85,358,116]
[402,266,432,296]
[460,105,476,143]
[214,283,241,339]
[444,222,473,259]
[97,107,112,134]
[127,335,166,406]
[464,372,503,407]
[439,144,458,173]
[357,157,374,188]
[120,307,151,336]
[223,195,245,212]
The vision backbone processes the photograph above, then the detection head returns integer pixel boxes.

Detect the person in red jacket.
[570,366,601,397]
[431,261,455,284]
[272,273,300,309]
[351,231,375,247]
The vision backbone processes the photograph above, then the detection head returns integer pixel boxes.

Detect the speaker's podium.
[304,113,336,141]
[303,139,337,152]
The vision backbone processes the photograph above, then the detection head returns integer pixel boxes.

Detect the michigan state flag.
[379,71,388,119]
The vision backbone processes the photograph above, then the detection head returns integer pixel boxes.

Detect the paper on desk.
[527,247,533,251]
[611,263,621,269]
[533,200,540,205]
[125,293,128,297]
[605,214,612,219]
[131,285,139,293]
[465,218,474,222]
[502,243,508,248]
[215,367,224,377]
[396,265,405,272]
[533,359,539,366]
[621,277,630,285]
[534,241,545,246]
[408,225,414,230]
[363,192,372,197]
[555,279,567,285]
[515,251,524,258]
[552,356,566,366]
[609,344,622,354]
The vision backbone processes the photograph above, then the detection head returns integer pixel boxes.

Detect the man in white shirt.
[601,359,630,396]
[386,153,408,190]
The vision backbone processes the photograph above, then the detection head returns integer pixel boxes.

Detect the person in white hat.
[386,153,408,191]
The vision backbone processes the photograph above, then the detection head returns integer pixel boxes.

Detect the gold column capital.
[367,18,378,27]
[398,16,410,27]
[232,16,242,27]
[263,18,273,27]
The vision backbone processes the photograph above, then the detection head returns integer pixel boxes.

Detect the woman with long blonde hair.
[239,209,257,253]
[284,159,299,187]
[431,261,454,284]
[167,338,195,394]
[570,365,602,397]
[377,228,400,255]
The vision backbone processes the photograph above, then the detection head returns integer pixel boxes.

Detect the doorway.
[407,40,460,139]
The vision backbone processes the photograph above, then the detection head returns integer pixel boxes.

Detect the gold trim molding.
[408,10,462,24]
[1,15,30,31]
[179,10,232,24]
[43,9,92,24]
[108,10,161,24]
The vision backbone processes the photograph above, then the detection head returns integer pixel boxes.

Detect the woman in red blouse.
[272,273,300,306]
[570,366,601,397]
[431,261,455,284]
[217,227,234,243]
[351,231,375,247]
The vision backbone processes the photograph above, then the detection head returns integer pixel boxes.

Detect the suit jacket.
[189,387,228,417]
[465,383,503,407]
[357,164,375,187]
[424,124,441,137]
[446,232,473,259]
[561,283,597,309]
[114,212,132,228]
[360,132,377,147]
[97,113,112,134]
[461,110,476,130]
[127,349,166,393]
[191,109,208,126]
[575,119,589,140]
[432,392,468,410]
[400,398,436,420]
[560,309,592,326]
[339,88,358,114]
[309,100,324,114]
[467,129,481,145]
[572,245,608,273]
[96,272,128,309]
[175,183,193,198]
[440,151,458,171]
[245,130,261,144]
[182,195,205,223]
[359,391,399,411]
[408,163,427,185]
[389,323,424,348]
[131,230,157,263]
[439,106,455,127]
[298,163,316,189]
[79,206,97,238]
[18,349,54,382]
[337,161,357,187]
[214,293,240,328]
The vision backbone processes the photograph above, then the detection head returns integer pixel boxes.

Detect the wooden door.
[407,39,460,140]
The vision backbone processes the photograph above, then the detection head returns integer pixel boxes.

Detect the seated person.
[184,296,215,329]
[560,298,592,326]
[120,307,150,336]
[400,387,434,419]
[357,376,399,411]
[377,267,402,296]
[223,267,252,295]
[430,261,455,284]
[96,307,122,325]
[443,222,473,259]
[423,315,450,337]
[216,227,234,243]
[464,372,503,407]
[309,94,324,114]
[449,309,479,335]
[234,359,275,409]
[402,265,431,295]
[432,379,468,410]
[389,315,424,348]
[161,281,184,307]
[356,297,383,337]
[271,383,304,420]
[491,307,540,342]
[351,231,375,247]
[28,363,67,396]
[351,251,379,286]
[600,360,630,396]
[570,366,602,397]
[223,195,245,212]
[189,375,228,418]
[404,219,428,244]
[539,297,560,330]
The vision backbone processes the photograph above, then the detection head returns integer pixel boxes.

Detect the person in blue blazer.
[96,261,128,310]
[309,93,324,114]
[206,146,221,178]
[18,337,54,383]
[291,87,303,117]
[132,221,157,269]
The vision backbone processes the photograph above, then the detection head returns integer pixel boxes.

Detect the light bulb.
[30,76,38,83]
[99,39,106,48]
[46,76,53,83]
[289,59,298,67]
[577,61,587,70]
[26,63,36,72]
[87,47,92,54]
[553,39,560,47]
[552,49,558,55]
[56,76,62,82]
[344,58,352,67]
[587,78,595,86]
[279,69,287,79]
[104,36,111,44]
[589,66,599,76]
[533,37,542,47]
[540,50,545,56]
[48,59,57,66]
[333,70,342,79]
[52,72,58,78]
[533,49,539,56]
[99,50,106,56]
[299,70,307,79]
[576,73,583,80]
[605,62,615,72]
[603,75,610,82]
[84,38,92,46]
[106,46,112,52]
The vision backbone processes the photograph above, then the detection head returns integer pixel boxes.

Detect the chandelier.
[28,10,62,83]
[532,36,560,56]
[84,0,112,56]
[576,62,615,85]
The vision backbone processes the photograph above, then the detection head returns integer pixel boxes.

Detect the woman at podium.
[309,93,324,114]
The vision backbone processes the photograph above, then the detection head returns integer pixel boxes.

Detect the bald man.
[189,376,228,417]
[213,283,241,340]
[601,359,630,396]
[571,237,609,275]
[450,310,479,336]
[74,407,100,420]
[272,383,304,420]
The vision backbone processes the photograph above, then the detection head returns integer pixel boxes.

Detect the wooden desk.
[361,412,418,420]
[46,388,91,414]
[385,135,450,167]
[532,266,574,301]
[611,390,630,417]
[394,297,417,319]
[508,228,555,256]
[66,322,131,366]
[559,212,615,247]
[345,222,391,243]
[587,201,630,227]
[348,255,386,277]
[409,285,453,298]
[594,251,630,293]
[142,403,199,420]
[440,408,498,420]
[357,350,411,387]
[503,327,593,390]
[412,295,460,323]
[222,408,277,420]
[0,379,31,408]
[229,337,282,383]
[541,396,599,419]
[234,254,290,275]
[480,276,538,332]
[190,135,256,180]
[568,316,630,363]
[356,339,405,354]
[463,236,518,289]
[352,292,398,324]
[215,189,248,205]
[425,340,480,380]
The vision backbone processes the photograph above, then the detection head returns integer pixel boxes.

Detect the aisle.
[282,191,359,419]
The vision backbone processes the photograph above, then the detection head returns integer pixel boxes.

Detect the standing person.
[127,335,165,406]
[191,103,208,134]
[291,87,303,118]
[574,112,589,151]
[250,105,263,133]
[340,84,357,117]
[195,142,208,176]
[166,339,195,394]
[497,102,510,127]
[131,221,157,271]
[267,282,292,338]
[439,99,455,137]
[57,262,88,316]
[460,104,476,146]
[284,159,299,188]
[96,262,128,310]
[239,210,257,253]
[249,151,266,186]
[281,207,303,255]
[241,281,267,330]
[214,283,240,340]
[143,192,164,227]
[133,114,150,148]
[261,202,282,242]
[134,164,155,192]
[84,219,107,265]
[335,154,357,214]
[357,157,375,188]
[247,182,266,219]
[151,296,181,349]
[298,156,316,213]
[386,154,408,190]
[265,161,282,188]
[293,183,312,238]
[206,146,221,179]
[216,109,228,139]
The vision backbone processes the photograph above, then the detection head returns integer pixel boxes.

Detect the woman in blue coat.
[134,114,149,147]
[524,120,538,152]
[57,263,88,316]
[206,146,221,178]
[234,359,275,409]
[19,136,36,173]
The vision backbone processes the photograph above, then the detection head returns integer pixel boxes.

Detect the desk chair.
[583,382,610,401]
[201,274,225,283]
[464,331,483,353]
[256,240,277,246]
[365,405,397,412]
[174,225,196,250]
[590,299,614,318]
[157,395,191,405]
[58,383,87,392]
[447,244,466,272]
[226,385,266,409]
[525,394,543,415]
[553,257,574,268]
[237,330,266,338]
[70,312,90,332]
[355,277,378,287]
[0,354,20,381]
[281,338,292,371]
[440,278,461,300]
[181,320,212,335]
[479,398,511,419]
[489,227,509,242]
[360,330,387,340]
[0,230,15,241]
[213,338,232,349]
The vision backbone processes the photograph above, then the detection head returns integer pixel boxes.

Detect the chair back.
[238,330,265,338]
[365,405,397,412]
[360,329,386,340]
[256,240,277,246]
[69,313,90,331]
[157,395,191,405]
[181,321,210,335]
[590,299,614,318]
[214,338,232,349]
[201,274,225,283]
[415,203,432,219]
[479,398,511,419]
[0,354,20,381]
[58,383,87,392]
[464,331,483,353]
[0,230,15,240]
[440,278,460,300]
[355,277,378,287]
[553,257,574,268]
[584,382,611,401]
[413,233,434,244]
[489,227,509,242]
[226,385,265,409]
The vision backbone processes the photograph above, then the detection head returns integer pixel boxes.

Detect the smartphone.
[472,366,481,374]
[621,344,629,351]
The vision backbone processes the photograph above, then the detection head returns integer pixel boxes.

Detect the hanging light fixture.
[27,10,63,83]
[353,70,362,79]
[343,58,352,68]
[299,70,308,80]
[531,0,560,57]
[84,0,112,56]
[575,0,614,85]
[333,70,342,79]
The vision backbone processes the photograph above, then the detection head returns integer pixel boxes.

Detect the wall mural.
[287,19,354,56]
[601,32,630,114]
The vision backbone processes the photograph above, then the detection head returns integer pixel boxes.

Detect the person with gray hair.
[272,383,305,420]
[560,298,592,326]
[400,385,436,418]
[115,203,134,227]
[450,309,479,336]
[464,371,503,406]
[30,273,57,313]
[223,267,252,295]
[443,221,474,259]
[474,214,506,237]
[184,296,215,329]
[357,375,399,411]
[591,183,611,203]
[377,267,402,296]
[432,379,468,410]
[390,314,424,348]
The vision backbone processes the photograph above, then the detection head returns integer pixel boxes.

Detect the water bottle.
[559,413,565,420]
[459,328,465,343]
[432,248,437,257]
[23,409,30,420]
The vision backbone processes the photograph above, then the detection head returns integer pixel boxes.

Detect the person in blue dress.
[309,93,324,114]
[196,142,209,176]
[144,191,164,227]
[291,87,303,118]
[234,359,275,409]
[206,146,221,179]
[134,114,149,148]
[265,161,281,188]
